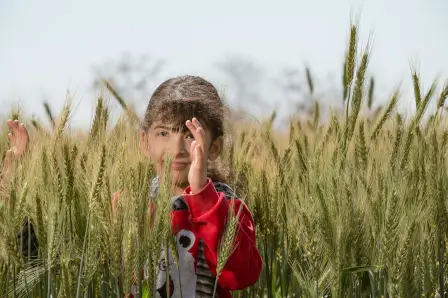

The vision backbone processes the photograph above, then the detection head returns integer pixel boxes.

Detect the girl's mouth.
[171,162,189,170]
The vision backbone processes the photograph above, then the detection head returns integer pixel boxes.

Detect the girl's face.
[141,119,223,187]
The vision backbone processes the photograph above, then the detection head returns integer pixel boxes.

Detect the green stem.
[438,236,444,298]
[13,264,16,298]
[76,212,91,298]
[165,238,169,298]
[345,87,352,125]
[212,274,220,298]
[47,262,51,298]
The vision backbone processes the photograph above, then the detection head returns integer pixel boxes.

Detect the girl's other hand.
[7,119,29,158]
[2,120,29,176]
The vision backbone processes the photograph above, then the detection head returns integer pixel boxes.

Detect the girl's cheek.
[147,147,163,165]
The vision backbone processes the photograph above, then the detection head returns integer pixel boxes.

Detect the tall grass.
[1,21,448,298]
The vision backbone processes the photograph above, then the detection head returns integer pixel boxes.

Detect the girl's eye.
[186,134,195,140]
[157,131,169,137]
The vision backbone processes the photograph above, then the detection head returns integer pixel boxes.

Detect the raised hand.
[7,119,29,158]
[2,120,29,176]
[186,118,208,194]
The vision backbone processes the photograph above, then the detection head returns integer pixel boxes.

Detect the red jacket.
[131,178,262,297]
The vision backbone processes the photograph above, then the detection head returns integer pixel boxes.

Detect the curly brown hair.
[142,75,230,182]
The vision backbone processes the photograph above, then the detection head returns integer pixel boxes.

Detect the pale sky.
[1,0,447,127]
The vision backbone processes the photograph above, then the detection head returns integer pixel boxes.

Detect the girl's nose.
[170,134,188,157]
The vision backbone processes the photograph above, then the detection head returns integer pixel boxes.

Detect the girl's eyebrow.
[154,125,175,131]
[153,125,187,132]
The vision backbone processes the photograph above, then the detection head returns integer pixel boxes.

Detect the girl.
[136,75,262,297]
[9,75,262,297]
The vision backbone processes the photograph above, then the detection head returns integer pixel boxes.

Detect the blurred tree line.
[88,52,378,130]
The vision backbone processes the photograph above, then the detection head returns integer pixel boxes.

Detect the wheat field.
[1,23,448,298]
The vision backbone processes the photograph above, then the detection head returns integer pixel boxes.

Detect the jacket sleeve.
[182,179,262,290]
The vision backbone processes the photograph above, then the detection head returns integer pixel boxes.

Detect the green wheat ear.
[50,100,71,154]
[411,67,422,108]
[102,79,140,125]
[370,87,400,140]
[367,77,375,109]
[434,80,448,124]
[213,199,244,298]
[346,48,370,145]
[88,97,104,145]
[437,80,448,110]
[305,66,314,95]
[400,79,437,170]
[355,120,367,172]
[43,101,55,129]
[345,25,357,92]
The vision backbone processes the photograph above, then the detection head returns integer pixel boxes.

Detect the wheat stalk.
[213,199,243,298]
[411,67,422,108]
[370,88,399,140]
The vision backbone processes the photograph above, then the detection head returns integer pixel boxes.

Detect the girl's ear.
[208,136,223,162]
[140,130,150,156]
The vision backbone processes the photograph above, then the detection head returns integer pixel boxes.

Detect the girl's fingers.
[192,117,202,129]
[185,120,197,134]
[186,118,197,128]
[7,120,19,134]
[192,117,205,138]
[185,121,197,137]
[195,127,205,146]
[18,123,28,136]
[186,119,205,147]
[186,118,203,134]
[192,118,205,143]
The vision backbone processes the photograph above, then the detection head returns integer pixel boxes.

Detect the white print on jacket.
[155,229,197,298]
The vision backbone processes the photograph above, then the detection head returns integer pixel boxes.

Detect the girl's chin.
[170,171,189,187]
[157,168,189,188]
